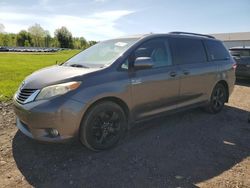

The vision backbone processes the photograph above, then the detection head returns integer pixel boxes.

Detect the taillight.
[232,63,237,69]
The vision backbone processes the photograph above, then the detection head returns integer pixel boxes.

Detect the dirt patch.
[0,83,250,188]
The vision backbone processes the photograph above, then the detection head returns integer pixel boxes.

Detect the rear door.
[127,38,180,120]
[169,37,218,107]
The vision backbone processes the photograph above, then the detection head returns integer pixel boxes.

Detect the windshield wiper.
[69,64,89,68]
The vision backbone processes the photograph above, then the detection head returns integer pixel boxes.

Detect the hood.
[23,65,99,89]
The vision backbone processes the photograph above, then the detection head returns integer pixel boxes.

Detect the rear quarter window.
[205,40,230,61]
[170,37,207,64]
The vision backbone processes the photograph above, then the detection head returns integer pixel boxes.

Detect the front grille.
[15,89,38,105]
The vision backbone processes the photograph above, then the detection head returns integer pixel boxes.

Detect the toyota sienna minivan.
[13,32,236,151]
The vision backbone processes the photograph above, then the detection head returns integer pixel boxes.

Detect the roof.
[211,32,250,41]
[120,32,216,40]
[118,32,250,41]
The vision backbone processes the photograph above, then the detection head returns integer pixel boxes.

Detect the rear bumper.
[13,98,86,142]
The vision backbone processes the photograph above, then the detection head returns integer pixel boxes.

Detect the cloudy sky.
[0,0,249,40]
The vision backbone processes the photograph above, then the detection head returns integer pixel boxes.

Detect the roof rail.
[169,31,215,39]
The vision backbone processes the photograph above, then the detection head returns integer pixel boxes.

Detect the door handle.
[169,71,177,77]
[183,70,190,75]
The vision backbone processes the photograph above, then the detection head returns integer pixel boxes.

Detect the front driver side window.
[121,38,172,70]
[133,39,172,68]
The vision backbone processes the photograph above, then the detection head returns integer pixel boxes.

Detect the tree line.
[0,23,97,49]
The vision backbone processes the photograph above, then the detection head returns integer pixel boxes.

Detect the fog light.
[47,128,59,137]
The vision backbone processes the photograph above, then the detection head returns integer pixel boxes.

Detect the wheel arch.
[92,97,130,119]
[78,96,130,150]
[80,96,131,129]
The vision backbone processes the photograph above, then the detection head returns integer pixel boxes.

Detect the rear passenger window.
[205,40,230,61]
[170,38,207,64]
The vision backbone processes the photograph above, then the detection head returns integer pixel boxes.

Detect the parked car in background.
[229,47,250,78]
[0,46,65,52]
[0,46,9,52]
[13,32,236,151]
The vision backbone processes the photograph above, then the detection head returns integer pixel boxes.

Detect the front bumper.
[13,98,86,142]
[16,118,74,142]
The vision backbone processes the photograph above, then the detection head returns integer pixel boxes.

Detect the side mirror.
[134,57,153,70]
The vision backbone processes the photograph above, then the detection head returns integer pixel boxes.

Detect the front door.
[128,38,180,120]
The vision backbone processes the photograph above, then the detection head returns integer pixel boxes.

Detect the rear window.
[205,40,230,61]
[170,38,207,64]
[229,49,250,57]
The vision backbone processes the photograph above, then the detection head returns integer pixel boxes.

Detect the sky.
[0,0,249,41]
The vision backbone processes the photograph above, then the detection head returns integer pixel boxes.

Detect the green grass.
[0,50,80,101]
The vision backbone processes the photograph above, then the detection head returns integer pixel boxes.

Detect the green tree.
[24,40,31,47]
[0,33,4,46]
[44,30,51,47]
[73,38,81,49]
[88,40,98,47]
[0,33,16,46]
[72,37,86,49]
[54,26,73,48]
[16,30,33,47]
[2,34,9,46]
[50,38,60,47]
[80,37,88,49]
[8,33,17,46]
[0,24,96,48]
[28,23,46,47]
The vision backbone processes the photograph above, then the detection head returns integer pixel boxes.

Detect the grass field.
[0,50,80,101]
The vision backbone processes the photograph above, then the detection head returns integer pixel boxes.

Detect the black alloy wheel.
[206,83,227,114]
[80,101,126,151]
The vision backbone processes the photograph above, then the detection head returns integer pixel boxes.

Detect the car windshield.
[64,38,139,68]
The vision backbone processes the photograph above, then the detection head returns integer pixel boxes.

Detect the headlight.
[36,81,81,100]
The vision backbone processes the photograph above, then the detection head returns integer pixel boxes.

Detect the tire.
[205,83,227,114]
[80,101,127,151]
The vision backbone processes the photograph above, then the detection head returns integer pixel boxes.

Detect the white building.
[211,32,250,49]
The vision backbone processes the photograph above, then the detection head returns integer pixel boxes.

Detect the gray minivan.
[13,32,236,151]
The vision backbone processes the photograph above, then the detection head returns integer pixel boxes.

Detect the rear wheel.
[205,83,227,114]
[80,101,127,151]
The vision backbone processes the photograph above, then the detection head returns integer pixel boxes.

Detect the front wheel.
[80,101,127,151]
[205,83,227,114]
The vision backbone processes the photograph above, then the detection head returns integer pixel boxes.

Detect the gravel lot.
[0,80,250,188]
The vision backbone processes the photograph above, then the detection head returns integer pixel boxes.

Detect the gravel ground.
[0,80,250,188]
